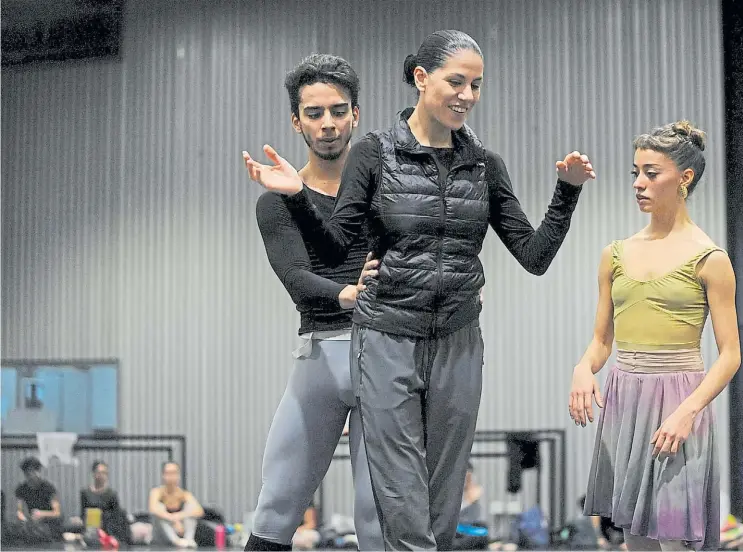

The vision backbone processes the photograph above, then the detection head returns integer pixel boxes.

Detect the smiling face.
[415,49,483,131]
[291,82,359,161]
[632,148,694,213]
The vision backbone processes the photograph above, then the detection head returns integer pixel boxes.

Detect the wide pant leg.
[351,321,484,551]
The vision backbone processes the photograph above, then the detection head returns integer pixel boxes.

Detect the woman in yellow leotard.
[569,120,740,551]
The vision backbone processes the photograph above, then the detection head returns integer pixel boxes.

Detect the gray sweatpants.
[251,338,383,550]
[351,320,484,551]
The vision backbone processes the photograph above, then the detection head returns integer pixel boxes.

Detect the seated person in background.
[11,456,63,543]
[459,459,484,524]
[292,502,321,550]
[73,460,130,543]
[578,495,626,550]
[149,461,204,548]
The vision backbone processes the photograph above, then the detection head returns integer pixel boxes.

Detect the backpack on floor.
[511,506,549,550]
[194,507,226,547]
[550,518,599,550]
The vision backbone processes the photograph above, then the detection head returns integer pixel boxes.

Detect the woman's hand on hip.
[357,252,379,292]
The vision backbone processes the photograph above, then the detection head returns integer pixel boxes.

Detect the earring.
[679,185,688,199]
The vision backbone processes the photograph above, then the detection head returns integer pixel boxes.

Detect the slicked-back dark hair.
[403,30,482,88]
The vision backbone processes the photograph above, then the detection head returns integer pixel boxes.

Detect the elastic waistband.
[293,330,351,359]
[615,349,704,374]
[299,330,352,341]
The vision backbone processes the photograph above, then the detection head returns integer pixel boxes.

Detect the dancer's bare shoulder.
[624,230,646,243]
[687,225,719,250]
[615,225,725,282]
[624,225,718,251]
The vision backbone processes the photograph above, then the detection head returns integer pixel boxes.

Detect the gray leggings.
[251,338,383,550]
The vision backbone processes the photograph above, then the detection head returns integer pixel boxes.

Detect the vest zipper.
[434,164,448,337]
[429,153,474,336]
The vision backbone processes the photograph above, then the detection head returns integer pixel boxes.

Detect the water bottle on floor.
[215,524,226,549]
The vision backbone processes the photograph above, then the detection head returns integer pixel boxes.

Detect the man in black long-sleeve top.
[243,54,382,552]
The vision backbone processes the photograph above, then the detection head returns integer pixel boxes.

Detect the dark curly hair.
[20,456,42,474]
[284,54,360,118]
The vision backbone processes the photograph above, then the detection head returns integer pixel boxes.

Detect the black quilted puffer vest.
[353,108,490,338]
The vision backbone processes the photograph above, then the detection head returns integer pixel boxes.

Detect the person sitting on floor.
[460,459,484,524]
[579,495,626,550]
[292,502,321,550]
[149,461,204,548]
[8,456,63,545]
[69,460,130,544]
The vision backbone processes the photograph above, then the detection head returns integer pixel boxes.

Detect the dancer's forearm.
[577,338,613,374]
[681,350,740,415]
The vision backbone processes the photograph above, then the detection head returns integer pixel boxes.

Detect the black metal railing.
[317,429,566,532]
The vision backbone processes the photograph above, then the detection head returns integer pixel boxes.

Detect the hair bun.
[672,120,706,151]
[402,53,418,86]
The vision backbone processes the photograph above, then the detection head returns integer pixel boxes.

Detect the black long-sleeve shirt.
[286,136,583,276]
[80,487,120,518]
[256,187,370,335]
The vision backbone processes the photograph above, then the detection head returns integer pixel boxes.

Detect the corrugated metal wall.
[2,0,728,525]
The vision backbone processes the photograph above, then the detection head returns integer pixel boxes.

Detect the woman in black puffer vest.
[243,30,595,551]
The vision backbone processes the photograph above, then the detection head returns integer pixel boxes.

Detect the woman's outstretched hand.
[556,151,596,186]
[242,145,303,195]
